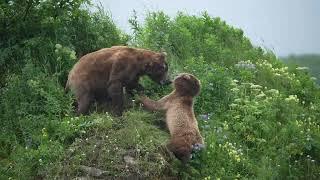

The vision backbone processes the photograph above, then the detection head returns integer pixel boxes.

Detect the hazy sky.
[94,0,320,56]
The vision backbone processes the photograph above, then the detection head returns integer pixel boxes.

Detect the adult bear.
[65,46,170,116]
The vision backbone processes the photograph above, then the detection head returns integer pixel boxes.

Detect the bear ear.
[183,74,191,80]
[160,48,167,57]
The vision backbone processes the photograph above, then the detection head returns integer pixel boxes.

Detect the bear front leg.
[77,92,93,116]
[140,96,165,111]
[108,80,124,116]
[126,76,144,96]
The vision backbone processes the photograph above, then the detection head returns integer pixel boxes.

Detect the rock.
[123,155,137,165]
[79,165,107,177]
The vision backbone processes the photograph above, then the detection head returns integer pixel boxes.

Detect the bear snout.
[160,79,172,85]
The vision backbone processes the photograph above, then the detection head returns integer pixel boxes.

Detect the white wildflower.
[250,84,262,89]
[296,67,309,71]
[55,44,62,49]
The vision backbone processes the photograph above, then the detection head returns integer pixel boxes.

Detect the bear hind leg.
[108,80,124,116]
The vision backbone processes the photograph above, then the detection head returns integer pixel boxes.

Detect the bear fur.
[141,73,204,163]
[65,46,170,116]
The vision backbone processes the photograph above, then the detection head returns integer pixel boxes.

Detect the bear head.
[174,73,200,97]
[144,52,171,85]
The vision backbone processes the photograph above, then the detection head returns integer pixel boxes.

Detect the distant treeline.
[281,54,320,84]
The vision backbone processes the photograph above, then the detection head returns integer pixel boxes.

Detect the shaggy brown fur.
[65,46,170,116]
[141,73,204,163]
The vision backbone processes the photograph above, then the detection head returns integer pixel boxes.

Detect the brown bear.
[140,73,204,163]
[65,46,171,116]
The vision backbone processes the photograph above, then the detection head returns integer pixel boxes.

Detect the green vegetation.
[281,54,320,84]
[1,1,319,179]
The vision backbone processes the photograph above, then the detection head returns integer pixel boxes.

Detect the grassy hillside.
[1,1,319,179]
[281,54,320,84]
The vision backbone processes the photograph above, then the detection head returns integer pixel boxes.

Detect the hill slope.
[0,1,319,179]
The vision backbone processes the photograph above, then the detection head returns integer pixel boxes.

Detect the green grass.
[1,1,320,179]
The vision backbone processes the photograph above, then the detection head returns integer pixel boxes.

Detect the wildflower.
[285,95,299,102]
[296,67,309,71]
[250,84,262,89]
[230,79,239,86]
[235,155,241,162]
[55,44,62,49]
[234,115,241,119]
[216,127,222,133]
[199,114,209,120]
[235,61,256,70]
[229,103,237,108]
[242,82,252,86]
[256,92,266,98]
[231,87,239,92]
[266,89,279,95]
[223,122,229,130]
[203,125,210,129]
[70,51,76,60]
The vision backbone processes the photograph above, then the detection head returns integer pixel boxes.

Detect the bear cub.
[141,73,204,163]
[65,46,171,116]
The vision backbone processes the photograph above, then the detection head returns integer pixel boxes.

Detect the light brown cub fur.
[141,73,204,163]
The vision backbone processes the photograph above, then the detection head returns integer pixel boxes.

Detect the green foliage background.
[281,54,320,84]
[0,1,319,179]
